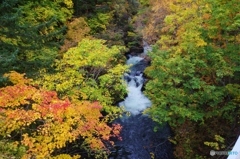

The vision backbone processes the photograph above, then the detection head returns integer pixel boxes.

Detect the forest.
[0,0,239,158]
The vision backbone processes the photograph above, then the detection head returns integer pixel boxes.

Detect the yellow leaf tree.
[0,72,122,159]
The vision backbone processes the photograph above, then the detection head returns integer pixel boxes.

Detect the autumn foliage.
[143,0,240,158]
[0,71,121,159]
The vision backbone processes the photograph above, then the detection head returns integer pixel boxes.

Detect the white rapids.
[119,46,152,115]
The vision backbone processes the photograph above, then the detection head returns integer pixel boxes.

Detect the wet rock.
[129,46,144,55]
[129,59,148,76]
[123,73,131,83]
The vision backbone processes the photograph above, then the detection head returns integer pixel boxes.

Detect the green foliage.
[144,0,240,158]
[37,38,128,113]
[0,0,73,83]
[87,12,113,34]
[0,140,26,159]
[139,0,149,6]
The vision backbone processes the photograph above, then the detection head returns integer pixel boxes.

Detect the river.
[109,43,173,159]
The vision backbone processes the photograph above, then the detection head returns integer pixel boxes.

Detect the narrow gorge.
[109,43,173,159]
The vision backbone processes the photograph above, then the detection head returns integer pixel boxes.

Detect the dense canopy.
[0,0,239,158]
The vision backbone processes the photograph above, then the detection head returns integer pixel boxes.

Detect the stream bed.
[109,45,173,159]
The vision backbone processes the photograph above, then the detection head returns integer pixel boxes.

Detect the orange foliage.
[138,0,175,43]
[0,72,121,158]
[60,17,90,53]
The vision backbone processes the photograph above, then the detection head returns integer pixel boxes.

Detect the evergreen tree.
[0,0,73,84]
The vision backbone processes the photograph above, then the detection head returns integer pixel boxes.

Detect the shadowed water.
[109,45,173,159]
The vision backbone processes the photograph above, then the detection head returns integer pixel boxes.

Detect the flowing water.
[120,56,151,115]
[109,44,173,159]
